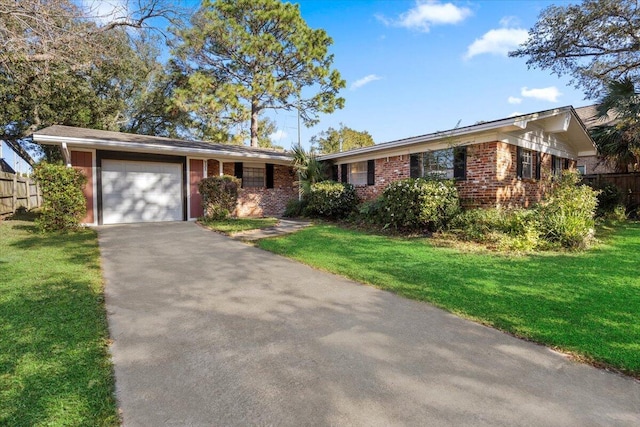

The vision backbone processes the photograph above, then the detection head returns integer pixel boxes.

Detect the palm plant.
[290,143,326,196]
[591,78,640,172]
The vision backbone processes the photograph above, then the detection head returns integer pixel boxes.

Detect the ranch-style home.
[33,105,597,225]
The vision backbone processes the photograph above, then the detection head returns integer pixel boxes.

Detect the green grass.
[200,217,279,234]
[0,219,118,426]
[258,222,640,378]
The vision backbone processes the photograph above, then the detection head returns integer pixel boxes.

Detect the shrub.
[306,181,358,219]
[536,171,599,249]
[32,163,87,232]
[380,178,459,231]
[283,198,307,218]
[198,175,241,220]
[589,181,625,217]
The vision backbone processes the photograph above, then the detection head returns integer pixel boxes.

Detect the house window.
[349,161,368,186]
[551,155,563,177]
[243,166,265,188]
[518,148,533,179]
[412,147,466,180]
[577,165,586,175]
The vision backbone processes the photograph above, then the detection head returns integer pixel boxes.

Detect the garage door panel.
[101,159,183,224]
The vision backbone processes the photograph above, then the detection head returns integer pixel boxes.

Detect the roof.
[319,106,597,162]
[33,125,293,164]
[574,104,618,129]
[0,158,15,173]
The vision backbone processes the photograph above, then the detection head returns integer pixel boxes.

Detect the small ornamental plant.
[33,163,87,232]
[198,175,241,220]
[306,181,358,219]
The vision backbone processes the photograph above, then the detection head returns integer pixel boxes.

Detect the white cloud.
[351,74,382,90]
[465,28,528,59]
[377,1,472,32]
[521,86,562,102]
[509,111,524,117]
[508,96,522,105]
[81,0,128,25]
[499,16,521,28]
[269,130,288,142]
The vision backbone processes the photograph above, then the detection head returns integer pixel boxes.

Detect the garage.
[101,159,184,225]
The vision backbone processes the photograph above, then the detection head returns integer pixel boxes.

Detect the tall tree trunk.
[250,101,259,147]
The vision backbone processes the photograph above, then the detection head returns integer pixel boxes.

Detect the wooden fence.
[0,171,41,216]
[582,172,640,208]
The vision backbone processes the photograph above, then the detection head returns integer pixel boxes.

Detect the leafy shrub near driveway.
[306,181,358,219]
[199,175,241,219]
[379,178,459,231]
[537,171,599,249]
[33,162,87,231]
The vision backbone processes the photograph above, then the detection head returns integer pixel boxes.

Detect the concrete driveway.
[99,222,640,426]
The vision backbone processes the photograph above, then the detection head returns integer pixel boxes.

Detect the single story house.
[319,106,597,208]
[33,126,298,225]
[33,105,597,225]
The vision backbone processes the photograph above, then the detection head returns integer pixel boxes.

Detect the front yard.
[0,219,118,426]
[258,222,640,378]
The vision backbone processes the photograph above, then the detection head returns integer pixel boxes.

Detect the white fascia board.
[34,134,293,165]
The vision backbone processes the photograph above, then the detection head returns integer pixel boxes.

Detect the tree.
[590,78,640,172]
[170,0,345,147]
[510,0,640,97]
[311,123,374,154]
[0,0,182,160]
[291,143,325,196]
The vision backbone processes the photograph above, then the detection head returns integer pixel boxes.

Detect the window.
[349,161,368,186]
[243,167,265,188]
[551,155,563,177]
[577,165,586,175]
[411,147,466,180]
[518,148,533,179]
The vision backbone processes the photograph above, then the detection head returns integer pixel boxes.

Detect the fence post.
[12,171,17,214]
[26,177,31,210]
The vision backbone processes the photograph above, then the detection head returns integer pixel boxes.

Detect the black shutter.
[331,164,338,181]
[535,152,541,180]
[410,154,421,178]
[564,158,570,170]
[551,155,557,175]
[367,160,375,185]
[516,147,523,179]
[340,164,348,183]
[453,147,466,180]
[266,163,274,189]
[234,162,243,187]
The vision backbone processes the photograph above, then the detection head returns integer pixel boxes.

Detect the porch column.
[219,160,224,176]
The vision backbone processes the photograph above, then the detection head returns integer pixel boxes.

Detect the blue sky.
[281,0,589,151]
[82,0,590,152]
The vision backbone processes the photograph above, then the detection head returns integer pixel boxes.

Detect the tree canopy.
[510,0,640,97]
[170,0,345,147]
[311,124,374,154]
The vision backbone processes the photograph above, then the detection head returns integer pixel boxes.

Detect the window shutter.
[516,147,523,179]
[453,147,466,180]
[234,162,243,187]
[367,160,375,185]
[410,154,421,178]
[340,164,348,183]
[331,165,338,181]
[535,152,541,180]
[551,155,557,175]
[266,163,274,189]
[564,158,570,170]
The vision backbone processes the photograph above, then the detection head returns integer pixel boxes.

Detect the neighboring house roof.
[0,158,16,173]
[33,125,293,164]
[319,106,597,163]
[574,104,618,129]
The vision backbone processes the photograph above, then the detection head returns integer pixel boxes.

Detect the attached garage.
[101,159,184,224]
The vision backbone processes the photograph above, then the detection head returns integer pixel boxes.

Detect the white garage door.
[101,159,183,224]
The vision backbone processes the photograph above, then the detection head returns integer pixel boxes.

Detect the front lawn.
[258,222,640,378]
[199,217,278,234]
[0,219,118,426]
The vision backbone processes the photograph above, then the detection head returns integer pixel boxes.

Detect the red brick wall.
[236,164,297,217]
[344,156,411,201]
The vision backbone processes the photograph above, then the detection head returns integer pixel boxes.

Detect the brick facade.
[337,142,576,209]
[207,160,297,217]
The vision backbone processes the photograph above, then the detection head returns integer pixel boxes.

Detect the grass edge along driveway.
[258,222,640,379]
[0,219,118,427]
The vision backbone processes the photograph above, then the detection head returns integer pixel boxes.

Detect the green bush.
[198,175,241,220]
[283,198,307,218]
[589,181,625,218]
[306,181,358,219]
[536,171,599,249]
[33,163,87,232]
[380,178,459,231]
